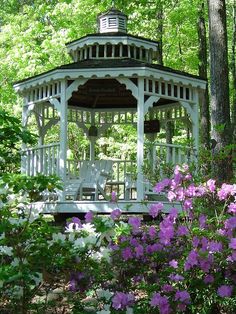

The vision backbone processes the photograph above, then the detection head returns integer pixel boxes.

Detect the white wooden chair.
[64,160,113,201]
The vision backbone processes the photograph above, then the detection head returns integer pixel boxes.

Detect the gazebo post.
[59,81,68,201]
[136,77,145,201]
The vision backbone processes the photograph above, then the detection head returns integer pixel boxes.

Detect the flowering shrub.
[0,165,236,313]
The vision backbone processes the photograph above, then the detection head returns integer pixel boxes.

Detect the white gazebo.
[14,7,206,215]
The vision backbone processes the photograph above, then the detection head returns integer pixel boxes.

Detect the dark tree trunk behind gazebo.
[207,0,233,182]
[197,1,210,149]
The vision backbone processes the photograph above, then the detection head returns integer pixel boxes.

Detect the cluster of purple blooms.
[68,165,236,313]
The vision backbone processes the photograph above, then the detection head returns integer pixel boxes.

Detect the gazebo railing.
[22,143,60,176]
[150,142,197,177]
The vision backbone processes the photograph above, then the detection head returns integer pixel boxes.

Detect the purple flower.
[122,247,133,261]
[192,236,200,248]
[154,178,170,193]
[176,225,189,236]
[167,190,176,202]
[208,241,222,253]
[148,226,157,239]
[218,183,235,200]
[175,187,184,201]
[199,259,212,273]
[175,290,190,304]
[229,238,236,249]
[150,293,171,314]
[111,191,117,202]
[112,292,135,310]
[69,278,77,292]
[162,284,174,293]
[185,250,198,270]
[195,185,206,197]
[204,274,214,284]
[225,217,236,230]
[169,273,184,281]
[169,259,178,268]
[199,214,207,229]
[217,285,233,298]
[228,202,236,214]
[128,217,141,232]
[149,202,163,218]
[207,179,216,192]
[183,199,193,210]
[85,211,93,223]
[135,244,144,258]
[110,208,121,220]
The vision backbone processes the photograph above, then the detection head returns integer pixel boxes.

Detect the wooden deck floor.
[31,199,182,215]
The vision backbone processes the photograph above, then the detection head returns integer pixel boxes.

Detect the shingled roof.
[15,58,205,85]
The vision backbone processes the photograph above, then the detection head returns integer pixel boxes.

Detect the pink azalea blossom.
[150,293,171,314]
[225,217,236,230]
[112,292,135,310]
[217,285,233,298]
[111,191,117,202]
[121,247,133,261]
[149,202,163,218]
[154,178,170,193]
[229,238,236,249]
[206,179,216,192]
[110,208,121,220]
[148,226,157,239]
[204,274,214,284]
[128,217,141,232]
[169,259,178,268]
[199,214,207,229]
[175,290,190,304]
[218,184,234,200]
[228,202,236,214]
[85,211,93,223]
[176,225,189,236]
[167,190,176,202]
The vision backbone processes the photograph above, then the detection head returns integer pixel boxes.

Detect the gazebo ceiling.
[68,78,176,109]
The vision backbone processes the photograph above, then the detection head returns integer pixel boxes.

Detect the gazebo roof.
[14,58,206,89]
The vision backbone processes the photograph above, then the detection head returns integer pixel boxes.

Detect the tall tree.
[207,0,233,182]
[232,0,236,141]
[197,0,210,149]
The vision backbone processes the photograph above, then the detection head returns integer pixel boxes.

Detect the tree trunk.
[156,2,174,145]
[207,0,233,182]
[232,0,236,142]
[197,1,210,149]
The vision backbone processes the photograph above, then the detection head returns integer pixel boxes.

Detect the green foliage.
[0,108,36,173]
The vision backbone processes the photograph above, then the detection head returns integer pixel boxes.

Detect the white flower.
[96,289,113,301]
[8,217,27,226]
[100,247,111,261]
[73,237,86,248]
[84,235,98,246]
[126,308,134,314]
[52,233,66,242]
[68,233,75,242]
[0,245,13,256]
[30,272,43,286]
[11,258,20,267]
[12,286,23,298]
[82,223,97,234]
[96,305,111,314]
[65,222,81,233]
[0,232,5,240]
[96,310,110,314]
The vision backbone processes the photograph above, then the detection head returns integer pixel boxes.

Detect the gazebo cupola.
[98,7,127,33]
